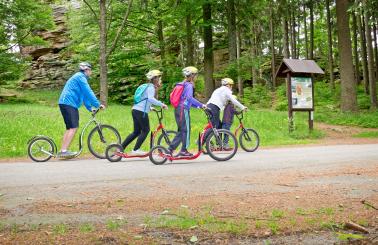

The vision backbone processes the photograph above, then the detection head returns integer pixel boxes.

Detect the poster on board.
[291,77,313,109]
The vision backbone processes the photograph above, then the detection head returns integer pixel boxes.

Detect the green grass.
[79,223,95,233]
[353,131,378,138]
[0,103,324,159]
[271,209,285,219]
[267,221,280,235]
[2,82,378,159]
[146,207,248,235]
[105,219,126,231]
[0,222,5,232]
[336,232,364,241]
[316,110,378,128]
[52,223,68,235]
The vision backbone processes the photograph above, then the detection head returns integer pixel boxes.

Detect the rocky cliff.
[20,5,74,89]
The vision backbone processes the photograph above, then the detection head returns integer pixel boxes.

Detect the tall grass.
[0,103,322,159]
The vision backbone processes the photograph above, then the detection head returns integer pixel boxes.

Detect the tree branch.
[106,0,133,58]
[125,21,155,34]
[106,4,113,39]
[83,0,98,21]
[0,31,31,53]
[127,20,154,33]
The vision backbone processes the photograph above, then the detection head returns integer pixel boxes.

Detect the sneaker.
[222,144,232,151]
[129,149,147,156]
[177,150,193,157]
[167,148,174,156]
[58,151,77,158]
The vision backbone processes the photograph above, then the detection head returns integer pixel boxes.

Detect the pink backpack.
[170,82,186,108]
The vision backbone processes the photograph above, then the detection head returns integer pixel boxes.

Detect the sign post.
[275,59,324,132]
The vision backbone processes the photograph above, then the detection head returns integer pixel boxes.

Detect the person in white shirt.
[206,78,247,130]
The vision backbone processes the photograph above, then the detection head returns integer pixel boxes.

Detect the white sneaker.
[130,149,147,156]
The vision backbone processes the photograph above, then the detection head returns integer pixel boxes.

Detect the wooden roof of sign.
[275,58,325,78]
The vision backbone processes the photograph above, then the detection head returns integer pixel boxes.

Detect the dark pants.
[207,103,221,129]
[204,103,221,142]
[59,104,79,129]
[121,109,150,151]
[169,107,190,152]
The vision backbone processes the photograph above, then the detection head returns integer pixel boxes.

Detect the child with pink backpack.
[168,66,206,157]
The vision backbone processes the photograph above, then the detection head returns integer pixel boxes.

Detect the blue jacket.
[58,72,100,111]
[132,83,164,113]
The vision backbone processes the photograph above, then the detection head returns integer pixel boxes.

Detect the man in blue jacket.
[58,62,104,158]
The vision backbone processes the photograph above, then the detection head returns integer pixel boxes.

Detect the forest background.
[0,0,378,158]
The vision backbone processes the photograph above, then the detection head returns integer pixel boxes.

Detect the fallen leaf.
[190,235,198,243]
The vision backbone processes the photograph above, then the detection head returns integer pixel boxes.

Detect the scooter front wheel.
[239,128,260,152]
[149,145,169,165]
[88,124,121,159]
[105,143,123,162]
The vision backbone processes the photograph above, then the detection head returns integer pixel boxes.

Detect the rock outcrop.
[20,5,74,89]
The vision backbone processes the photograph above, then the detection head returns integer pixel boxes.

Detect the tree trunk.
[335,0,358,112]
[352,11,360,85]
[303,3,309,59]
[373,23,378,86]
[291,9,297,59]
[357,12,369,94]
[236,28,243,96]
[203,1,214,99]
[270,2,276,89]
[185,13,194,66]
[282,6,290,58]
[157,20,165,63]
[289,9,295,59]
[309,0,314,60]
[99,0,108,105]
[296,11,300,58]
[326,0,335,88]
[362,0,377,109]
[227,0,237,62]
[250,21,258,86]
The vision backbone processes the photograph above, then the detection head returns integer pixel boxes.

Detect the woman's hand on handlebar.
[162,104,168,110]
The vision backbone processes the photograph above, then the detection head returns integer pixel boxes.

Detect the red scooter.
[149,108,238,165]
[105,107,177,162]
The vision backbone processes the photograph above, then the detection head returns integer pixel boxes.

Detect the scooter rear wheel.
[105,143,123,162]
[149,145,169,165]
[27,136,55,162]
[205,129,238,161]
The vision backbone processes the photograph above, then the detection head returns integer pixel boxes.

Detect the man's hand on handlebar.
[99,104,106,110]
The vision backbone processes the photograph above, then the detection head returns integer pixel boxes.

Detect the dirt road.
[1,144,377,244]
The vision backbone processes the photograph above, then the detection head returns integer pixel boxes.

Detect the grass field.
[0,103,323,159]
[1,86,378,159]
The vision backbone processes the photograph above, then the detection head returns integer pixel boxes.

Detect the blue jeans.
[222,122,232,145]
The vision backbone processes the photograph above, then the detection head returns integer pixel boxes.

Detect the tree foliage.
[0,0,54,83]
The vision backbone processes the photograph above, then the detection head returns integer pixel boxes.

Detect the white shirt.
[207,86,246,110]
